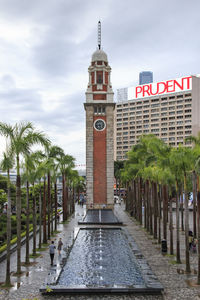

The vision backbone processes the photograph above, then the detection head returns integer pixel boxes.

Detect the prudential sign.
[128,76,192,100]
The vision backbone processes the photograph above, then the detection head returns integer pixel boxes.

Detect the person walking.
[57,238,63,255]
[49,241,56,266]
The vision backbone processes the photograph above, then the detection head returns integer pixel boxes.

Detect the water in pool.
[58,228,145,287]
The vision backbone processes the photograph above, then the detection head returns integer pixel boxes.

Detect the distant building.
[117,88,128,102]
[114,75,197,161]
[139,71,153,85]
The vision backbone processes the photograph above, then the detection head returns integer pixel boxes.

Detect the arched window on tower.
[97,71,103,84]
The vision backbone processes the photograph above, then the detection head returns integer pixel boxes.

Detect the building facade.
[139,71,153,85]
[84,47,115,209]
[114,75,200,161]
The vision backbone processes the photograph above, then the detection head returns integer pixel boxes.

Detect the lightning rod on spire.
[98,21,101,50]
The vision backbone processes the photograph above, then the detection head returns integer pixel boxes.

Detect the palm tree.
[0,150,14,286]
[58,154,75,221]
[0,121,50,274]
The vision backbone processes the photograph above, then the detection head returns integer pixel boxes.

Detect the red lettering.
[142,85,150,97]
[182,76,192,89]
[157,82,166,95]
[136,86,142,98]
[166,80,175,93]
[149,83,158,96]
[174,79,184,90]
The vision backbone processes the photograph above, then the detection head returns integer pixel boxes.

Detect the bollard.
[161,239,167,253]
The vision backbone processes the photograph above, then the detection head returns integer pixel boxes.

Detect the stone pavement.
[0,203,200,299]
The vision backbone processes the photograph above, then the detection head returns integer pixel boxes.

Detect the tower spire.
[98,20,101,50]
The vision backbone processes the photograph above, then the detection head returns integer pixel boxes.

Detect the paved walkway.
[0,203,199,299]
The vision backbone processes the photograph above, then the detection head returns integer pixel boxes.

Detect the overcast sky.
[0,0,200,167]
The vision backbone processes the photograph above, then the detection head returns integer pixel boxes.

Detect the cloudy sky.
[0,0,200,166]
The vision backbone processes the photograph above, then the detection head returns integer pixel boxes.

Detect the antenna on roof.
[98,20,101,50]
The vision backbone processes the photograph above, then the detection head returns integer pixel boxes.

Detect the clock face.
[94,119,106,131]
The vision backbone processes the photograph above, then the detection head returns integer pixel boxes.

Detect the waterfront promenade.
[0,203,199,300]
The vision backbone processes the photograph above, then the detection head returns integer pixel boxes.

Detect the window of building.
[161,133,167,136]
[152,118,159,122]
[169,106,175,110]
[161,112,167,116]
[185,109,192,113]
[143,120,149,123]
[161,117,167,121]
[143,130,149,133]
[169,122,175,125]
[169,96,175,99]
[185,93,192,97]
[169,116,175,120]
[185,115,192,118]
[169,127,175,130]
[185,98,192,102]
[161,97,167,101]
[161,123,168,126]
[151,108,159,113]
[161,107,167,111]
[177,115,183,119]
[161,128,167,131]
[177,105,183,109]
[177,95,183,98]
[169,111,175,115]
[143,110,149,113]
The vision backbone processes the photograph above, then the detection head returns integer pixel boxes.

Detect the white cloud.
[0,0,200,165]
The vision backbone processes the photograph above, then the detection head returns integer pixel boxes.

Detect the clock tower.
[84,22,115,209]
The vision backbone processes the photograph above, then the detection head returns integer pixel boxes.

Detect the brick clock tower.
[84,22,115,210]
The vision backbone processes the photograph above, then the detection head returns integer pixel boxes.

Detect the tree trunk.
[149,183,153,235]
[153,182,158,240]
[197,175,200,284]
[54,181,58,231]
[176,181,181,263]
[32,184,36,255]
[43,178,47,244]
[5,169,11,285]
[158,184,161,244]
[184,173,191,273]
[16,156,21,275]
[193,171,197,238]
[62,173,67,221]
[163,184,168,242]
[38,184,42,249]
[181,187,184,231]
[146,180,150,232]
[47,172,51,240]
[25,181,30,264]
[169,195,173,255]
[144,181,147,228]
